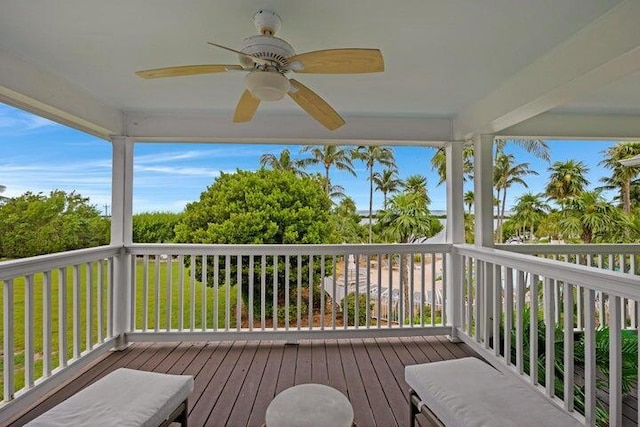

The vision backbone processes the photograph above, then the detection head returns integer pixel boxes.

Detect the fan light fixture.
[244,71,290,101]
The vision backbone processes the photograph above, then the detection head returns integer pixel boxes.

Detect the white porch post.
[446,142,464,342]
[474,134,494,247]
[110,136,134,350]
[473,134,494,344]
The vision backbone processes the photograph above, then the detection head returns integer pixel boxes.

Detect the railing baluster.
[107,259,112,338]
[431,253,436,327]
[97,261,103,342]
[516,270,525,374]
[42,271,52,377]
[248,256,254,331]
[167,255,173,332]
[225,255,231,331]
[178,255,184,331]
[409,254,414,326]
[273,255,278,331]
[308,254,314,330]
[584,288,596,425]
[142,255,148,331]
[321,255,326,330]
[563,282,574,411]
[474,260,481,341]
[332,255,337,330]
[493,264,502,358]
[441,253,447,326]
[86,263,93,350]
[261,255,266,331]
[3,279,14,402]
[190,254,196,332]
[25,274,35,388]
[155,255,160,332]
[530,274,539,385]
[201,255,207,331]
[609,295,622,426]
[285,255,290,330]
[544,277,555,398]
[388,253,393,327]
[72,265,81,359]
[214,255,220,331]
[376,254,382,328]
[420,253,425,328]
[504,268,513,361]
[297,255,302,331]
[237,255,242,331]
[466,256,472,334]
[58,268,68,368]
[366,254,371,329]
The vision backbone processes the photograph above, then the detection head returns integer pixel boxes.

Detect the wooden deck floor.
[11,336,479,427]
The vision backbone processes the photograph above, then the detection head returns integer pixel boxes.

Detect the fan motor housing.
[239,35,295,69]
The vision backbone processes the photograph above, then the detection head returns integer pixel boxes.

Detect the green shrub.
[342,293,372,326]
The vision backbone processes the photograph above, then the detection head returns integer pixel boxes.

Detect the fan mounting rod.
[254,10,281,36]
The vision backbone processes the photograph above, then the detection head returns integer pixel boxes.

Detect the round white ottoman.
[265,383,354,427]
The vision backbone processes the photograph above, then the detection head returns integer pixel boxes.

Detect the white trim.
[0,46,122,139]
[473,135,494,247]
[125,112,452,145]
[497,243,640,255]
[454,1,640,139]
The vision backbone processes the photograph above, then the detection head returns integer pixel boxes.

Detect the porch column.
[445,141,464,341]
[473,134,494,247]
[110,136,134,349]
[473,134,494,345]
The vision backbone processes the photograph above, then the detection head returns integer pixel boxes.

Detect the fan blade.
[136,64,242,79]
[287,49,384,74]
[233,90,261,122]
[288,79,345,130]
[207,42,274,67]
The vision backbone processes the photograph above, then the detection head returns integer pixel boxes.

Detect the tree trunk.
[325,166,330,195]
[623,179,631,214]
[500,187,508,243]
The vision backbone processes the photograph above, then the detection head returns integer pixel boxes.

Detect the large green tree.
[560,190,623,243]
[0,190,109,258]
[174,169,337,314]
[333,197,367,243]
[133,211,182,243]
[299,145,356,195]
[353,146,396,243]
[509,193,549,241]
[598,142,640,214]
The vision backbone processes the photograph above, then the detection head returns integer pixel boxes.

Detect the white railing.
[126,243,451,340]
[0,245,120,417]
[455,244,640,426]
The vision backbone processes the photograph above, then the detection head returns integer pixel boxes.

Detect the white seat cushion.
[26,368,194,427]
[405,357,582,427]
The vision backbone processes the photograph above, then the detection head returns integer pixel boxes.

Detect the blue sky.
[0,103,618,214]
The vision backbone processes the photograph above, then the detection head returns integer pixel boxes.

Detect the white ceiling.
[1,0,640,143]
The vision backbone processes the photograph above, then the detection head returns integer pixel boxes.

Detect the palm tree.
[299,145,356,195]
[372,169,403,209]
[597,142,640,214]
[493,153,538,242]
[259,149,305,175]
[545,160,589,210]
[511,193,549,241]
[377,192,442,317]
[353,146,396,243]
[430,139,549,185]
[560,190,622,243]
[464,191,474,214]
[403,174,431,204]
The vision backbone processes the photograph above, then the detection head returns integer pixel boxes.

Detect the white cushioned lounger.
[405,357,583,427]
[26,368,194,427]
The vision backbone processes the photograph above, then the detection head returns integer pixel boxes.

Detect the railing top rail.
[0,245,121,281]
[127,243,452,256]
[455,244,640,300]
[496,243,640,255]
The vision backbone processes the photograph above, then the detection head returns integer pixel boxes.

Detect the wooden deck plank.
[338,339,377,427]
[246,343,285,427]
[294,341,312,384]
[206,341,261,426]
[18,337,637,427]
[225,341,272,427]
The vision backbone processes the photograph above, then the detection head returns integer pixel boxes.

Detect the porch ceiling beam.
[496,112,640,140]
[453,0,640,140]
[0,46,123,139]
[125,112,452,146]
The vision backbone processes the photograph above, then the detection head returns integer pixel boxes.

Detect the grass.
[0,258,236,399]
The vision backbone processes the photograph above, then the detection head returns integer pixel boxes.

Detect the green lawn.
[0,258,236,398]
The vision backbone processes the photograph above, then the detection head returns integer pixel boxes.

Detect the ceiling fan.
[135,9,384,131]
